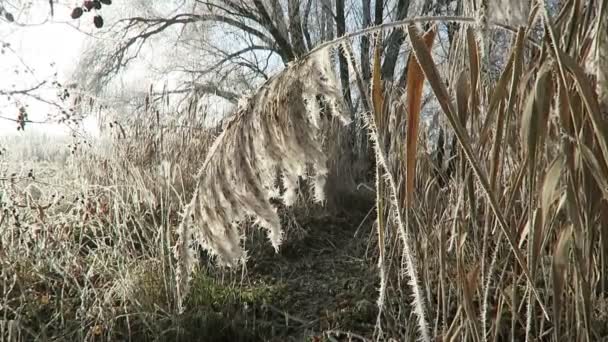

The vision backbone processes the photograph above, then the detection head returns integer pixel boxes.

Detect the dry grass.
[0,81,354,341]
[0,96,274,341]
[2,1,608,341]
[363,3,608,341]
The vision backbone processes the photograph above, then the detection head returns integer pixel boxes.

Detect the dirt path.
[242,206,379,341]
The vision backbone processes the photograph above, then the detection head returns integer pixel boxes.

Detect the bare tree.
[69,0,475,190]
[72,0,436,108]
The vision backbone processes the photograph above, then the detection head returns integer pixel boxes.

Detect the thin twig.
[306,15,537,58]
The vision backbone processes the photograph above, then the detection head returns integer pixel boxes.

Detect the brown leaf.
[541,157,564,226]
[488,27,526,188]
[466,27,479,118]
[407,23,550,320]
[552,225,572,340]
[404,25,436,208]
[520,64,553,164]
[455,70,470,126]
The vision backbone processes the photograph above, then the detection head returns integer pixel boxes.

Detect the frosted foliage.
[487,0,530,27]
[175,48,348,278]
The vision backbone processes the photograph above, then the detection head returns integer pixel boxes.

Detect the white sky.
[0,2,98,137]
[1,1,237,139]
[0,0,470,140]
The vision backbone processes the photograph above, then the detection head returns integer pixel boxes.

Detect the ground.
[180,202,379,342]
[244,206,378,341]
[1,155,380,341]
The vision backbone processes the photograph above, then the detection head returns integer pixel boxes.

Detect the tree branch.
[0,81,47,96]
[102,13,279,81]
[192,83,238,103]
[251,0,296,61]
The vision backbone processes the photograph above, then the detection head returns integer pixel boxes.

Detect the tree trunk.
[336,0,353,113]
[252,0,296,62]
[268,0,290,45]
[302,0,313,50]
[374,0,384,25]
[361,0,372,85]
[380,0,410,80]
[321,0,335,41]
[288,0,307,56]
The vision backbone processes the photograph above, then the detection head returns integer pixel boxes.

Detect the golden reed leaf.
[404,25,437,208]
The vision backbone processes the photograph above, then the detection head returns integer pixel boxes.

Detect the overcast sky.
[0,2,98,137]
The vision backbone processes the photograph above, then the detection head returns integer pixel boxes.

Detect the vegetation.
[2,0,608,341]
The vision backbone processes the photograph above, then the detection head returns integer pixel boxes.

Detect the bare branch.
[0,81,47,96]
[192,83,238,103]
[99,12,280,83]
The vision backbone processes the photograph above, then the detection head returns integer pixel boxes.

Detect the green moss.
[165,270,284,341]
[186,271,282,309]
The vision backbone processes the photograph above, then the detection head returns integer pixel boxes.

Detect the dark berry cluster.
[71,0,112,28]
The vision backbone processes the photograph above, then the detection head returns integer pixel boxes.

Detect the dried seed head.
[93,15,103,28]
[71,7,83,19]
[83,1,94,11]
